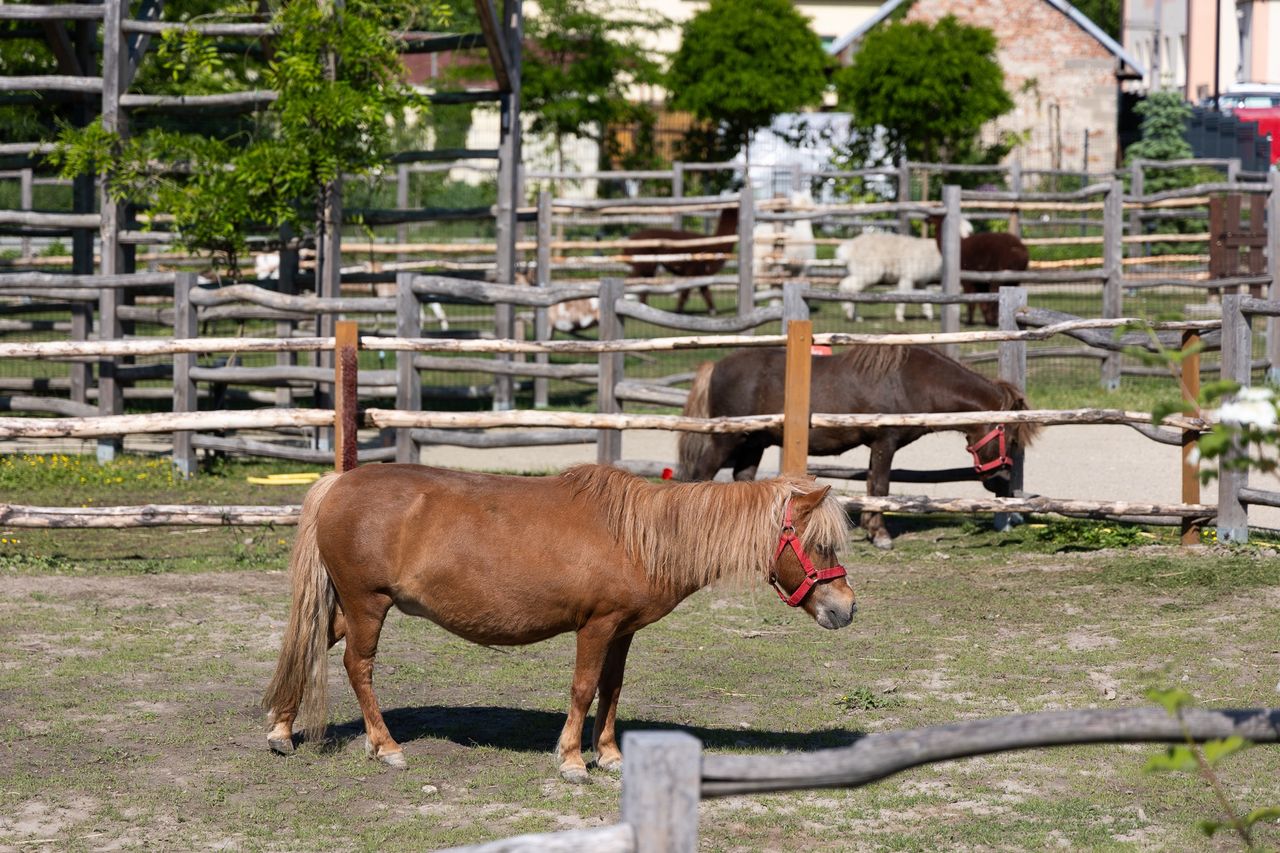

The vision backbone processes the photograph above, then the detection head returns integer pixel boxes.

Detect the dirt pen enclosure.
[0,459,1277,851]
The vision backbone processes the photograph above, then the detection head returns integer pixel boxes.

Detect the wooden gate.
[1209,193,1267,297]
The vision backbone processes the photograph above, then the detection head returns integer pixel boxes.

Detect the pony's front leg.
[591,633,635,773]
[556,623,615,783]
[894,277,912,323]
[864,439,897,550]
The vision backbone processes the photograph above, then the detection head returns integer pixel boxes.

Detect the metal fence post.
[940,184,961,359]
[395,272,421,464]
[597,277,624,466]
[621,731,701,853]
[1217,294,1251,544]
[1101,179,1124,390]
[172,273,198,477]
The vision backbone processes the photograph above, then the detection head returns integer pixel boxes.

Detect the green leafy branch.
[1145,687,1278,846]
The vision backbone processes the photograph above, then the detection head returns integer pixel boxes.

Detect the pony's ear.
[791,484,831,516]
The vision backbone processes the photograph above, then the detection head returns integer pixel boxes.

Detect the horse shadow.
[326,705,863,754]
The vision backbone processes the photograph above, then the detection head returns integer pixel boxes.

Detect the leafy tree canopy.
[666,0,828,156]
[1072,0,1121,39]
[834,15,1014,167]
[522,0,666,152]
[50,0,448,275]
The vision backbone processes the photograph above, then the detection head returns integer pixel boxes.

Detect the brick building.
[831,0,1144,174]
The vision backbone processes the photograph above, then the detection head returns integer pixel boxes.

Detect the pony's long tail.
[262,471,343,744]
[677,361,716,480]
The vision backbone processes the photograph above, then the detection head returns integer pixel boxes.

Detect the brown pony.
[928,216,1029,326]
[678,346,1040,549]
[262,463,854,782]
[626,207,739,315]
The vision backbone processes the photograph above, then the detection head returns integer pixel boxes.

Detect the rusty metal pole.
[781,320,813,477]
[334,320,359,473]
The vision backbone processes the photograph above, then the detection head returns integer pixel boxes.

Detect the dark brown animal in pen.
[928,217,1030,326]
[625,207,739,315]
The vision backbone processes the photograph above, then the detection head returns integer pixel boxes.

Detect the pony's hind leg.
[556,621,618,783]
[267,604,347,755]
[339,593,404,767]
[590,633,635,773]
[863,438,897,549]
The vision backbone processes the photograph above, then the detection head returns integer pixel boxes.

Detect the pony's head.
[769,483,856,630]
[963,381,1041,494]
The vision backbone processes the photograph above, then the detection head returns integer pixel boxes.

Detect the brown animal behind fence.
[626,207,739,314]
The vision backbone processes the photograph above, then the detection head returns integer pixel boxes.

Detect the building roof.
[828,0,1146,78]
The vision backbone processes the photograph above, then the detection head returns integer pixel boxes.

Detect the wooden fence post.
[334,320,359,473]
[395,272,421,464]
[1227,157,1241,183]
[620,731,701,853]
[1127,160,1143,261]
[1217,294,1251,544]
[671,161,684,231]
[897,159,912,235]
[1265,172,1280,383]
[534,189,552,408]
[597,277,624,466]
[940,184,961,360]
[781,280,809,333]
[996,286,1028,532]
[97,0,126,464]
[172,273,198,477]
[1181,329,1202,546]
[1007,160,1022,238]
[1101,179,1124,390]
[19,167,32,260]
[737,191,754,318]
[781,320,813,477]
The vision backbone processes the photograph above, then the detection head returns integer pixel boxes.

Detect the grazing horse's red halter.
[770,498,848,607]
[966,424,1012,476]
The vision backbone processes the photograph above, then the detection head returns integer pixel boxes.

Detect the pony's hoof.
[872,534,893,551]
[595,756,623,774]
[559,766,591,785]
[365,738,407,769]
[268,735,294,755]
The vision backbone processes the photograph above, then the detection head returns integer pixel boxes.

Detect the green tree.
[834,15,1015,168]
[522,0,666,172]
[51,0,447,275]
[666,0,827,166]
[1072,0,1121,39]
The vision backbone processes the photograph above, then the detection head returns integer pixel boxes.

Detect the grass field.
[1,457,1279,851]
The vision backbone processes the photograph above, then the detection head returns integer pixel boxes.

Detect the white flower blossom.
[1216,386,1278,430]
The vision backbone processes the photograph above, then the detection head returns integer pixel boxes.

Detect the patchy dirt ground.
[2,531,1279,851]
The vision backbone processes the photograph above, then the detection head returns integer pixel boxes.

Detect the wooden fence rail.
[440,707,1280,853]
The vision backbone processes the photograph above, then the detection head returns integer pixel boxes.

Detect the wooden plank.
[534,190,551,407]
[436,823,635,853]
[620,732,700,853]
[0,503,300,528]
[736,191,753,317]
[596,278,624,465]
[333,320,359,473]
[699,707,1280,796]
[1217,294,1252,543]
[1267,172,1280,382]
[940,185,961,359]
[0,75,103,92]
[172,273,198,476]
[1100,180,1123,390]
[781,280,809,333]
[97,0,126,463]
[472,0,513,93]
[1181,330,1201,545]
[995,286,1029,532]
[781,320,812,477]
[395,272,422,463]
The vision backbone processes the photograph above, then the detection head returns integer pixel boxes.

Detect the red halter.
[770,499,848,607]
[966,424,1012,476]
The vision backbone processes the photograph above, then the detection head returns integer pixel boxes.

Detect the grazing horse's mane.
[841,345,1041,449]
[560,464,849,589]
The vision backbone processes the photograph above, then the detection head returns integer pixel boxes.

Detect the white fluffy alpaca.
[835,220,973,322]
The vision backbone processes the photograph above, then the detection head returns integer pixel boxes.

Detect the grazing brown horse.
[928,217,1029,326]
[678,346,1040,549]
[263,463,855,782]
[626,207,739,315]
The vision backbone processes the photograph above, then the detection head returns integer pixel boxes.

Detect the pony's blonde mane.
[561,465,849,589]
[841,344,908,376]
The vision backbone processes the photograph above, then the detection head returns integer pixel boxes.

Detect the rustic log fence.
[438,707,1280,853]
